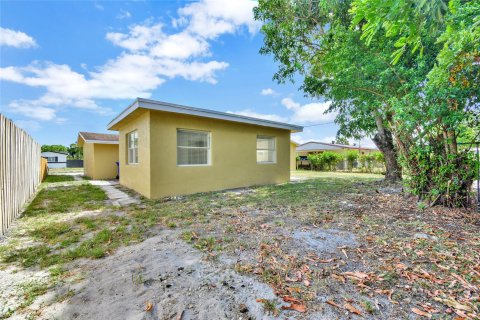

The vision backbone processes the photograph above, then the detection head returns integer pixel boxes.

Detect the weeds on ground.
[23,184,107,216]
[43,175,75,183]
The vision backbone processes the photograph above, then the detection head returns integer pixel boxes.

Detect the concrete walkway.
[90,180,140,206]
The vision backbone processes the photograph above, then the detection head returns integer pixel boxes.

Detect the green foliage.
[345,150,359,171]
[371,151,385,163]
[307,152,344,171]
[43,175,75,183]
[256,0,478,207]
[23,184,107,216]
[359,153,374,173]
[400,145,478,207]
[358,152,385,173]
[41,145,68,153]
[67,143,83,160]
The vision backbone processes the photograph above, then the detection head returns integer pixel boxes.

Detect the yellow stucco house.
[290,141,299,170]
[78,132,119,180]
[107,98,303,199]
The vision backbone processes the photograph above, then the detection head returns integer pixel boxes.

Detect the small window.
[177,129,210,166]
[257,135,276,163]
[127,130,138,164]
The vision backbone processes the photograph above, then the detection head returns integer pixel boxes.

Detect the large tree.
[351,0,479,207]
[254,0,411,182]
[255,0,478,207]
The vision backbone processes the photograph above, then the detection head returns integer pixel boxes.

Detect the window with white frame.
[45,157,58,163]
[256,135,276,163]
[177,129,211,166]
[127,130,138,164]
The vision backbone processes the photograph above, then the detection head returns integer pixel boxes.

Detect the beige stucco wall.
[149,111,291,198]
[83,143,95,178]
[290,142,297,170]
[93,144,119,179]
[118,110,151,198]
[117,110,291,199]
[82,142,118,180]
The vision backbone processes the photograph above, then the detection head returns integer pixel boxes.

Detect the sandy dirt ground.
[33,231,287,320]
[1,172,478,319]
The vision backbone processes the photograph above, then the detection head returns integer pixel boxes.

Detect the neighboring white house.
[41,151,68,168]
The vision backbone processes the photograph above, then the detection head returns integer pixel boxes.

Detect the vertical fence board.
[0,114,42,237]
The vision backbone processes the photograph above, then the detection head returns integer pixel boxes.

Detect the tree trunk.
[372,116,402,182]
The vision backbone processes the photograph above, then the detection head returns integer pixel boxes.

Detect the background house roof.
[297,141,377,152]
[78,132,119,144]
[107,98,303,132]
[41,151,69,155]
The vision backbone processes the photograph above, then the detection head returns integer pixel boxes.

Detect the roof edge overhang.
[107,98,303,133]
[77,132,119,146]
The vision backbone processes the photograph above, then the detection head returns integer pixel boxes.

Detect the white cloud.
[228,109,288,122]
[106,24,163,52]
[281,97,336,124]
[260,88,276,96]
[0,0,257,122]
[9,100,57,121]
[178,0,259,39]
[0,27,36,48]
[117,9,132,19]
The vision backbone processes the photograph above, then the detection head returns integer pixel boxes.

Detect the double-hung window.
[127,130,138,164]
[256,135,276,163]
[177,129,211,166]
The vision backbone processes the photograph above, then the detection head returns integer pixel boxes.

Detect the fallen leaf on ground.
[343,271,369,280]
[411,307,432,318]
[332,274,345,283]
[145,302,153,312]
[283,296,301,304]
[433,298,472,312]
[326,300,342,309]
[344,303,363,316]
[281,303,306,312]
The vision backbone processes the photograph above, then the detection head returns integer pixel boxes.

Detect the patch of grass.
[55,289,75,303]
[274,220,285,227]
[28,222,72,242]
[23,184,107,216]
[361,300,376,314]
[43,175,75,183]
[259,299,279,316]
[2,245,54,268]
[193,237,222,252]
[17,280,50,309]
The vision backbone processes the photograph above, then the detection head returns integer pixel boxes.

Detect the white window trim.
[256,135,277,164]
[177,129,211,167]
[127,130,138,165]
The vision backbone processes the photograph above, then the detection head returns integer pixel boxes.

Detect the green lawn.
[0,173,478,319]
[43,175,75,183]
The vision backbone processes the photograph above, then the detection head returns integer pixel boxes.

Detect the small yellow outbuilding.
[77,132,119,180]
[107,98,303,199]
[290,141,299,170]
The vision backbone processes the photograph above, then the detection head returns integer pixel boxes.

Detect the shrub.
[321,151,344,171]
[345,150,359,171]
[307,153,323,170]
[359,153,375,173]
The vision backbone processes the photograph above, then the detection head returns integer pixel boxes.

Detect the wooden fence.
[0,114,42,237]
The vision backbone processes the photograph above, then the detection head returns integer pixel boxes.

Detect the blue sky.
[0,0,374,147]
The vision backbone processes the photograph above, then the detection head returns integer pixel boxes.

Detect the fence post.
[0,114,42,236]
